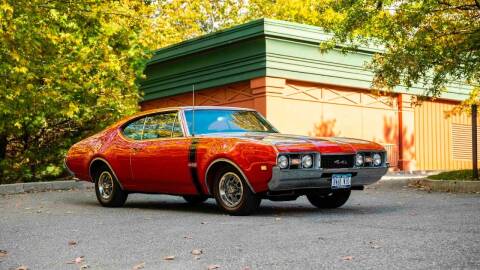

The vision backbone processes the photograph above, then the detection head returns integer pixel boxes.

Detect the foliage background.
[0,0,478,183]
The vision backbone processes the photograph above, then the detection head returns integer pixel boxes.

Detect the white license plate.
[331,174,352,189]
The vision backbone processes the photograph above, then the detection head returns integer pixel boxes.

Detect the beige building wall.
[141,76,477,171]
[414,100,478,170]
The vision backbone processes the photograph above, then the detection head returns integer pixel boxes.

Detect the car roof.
[117,106,256,126]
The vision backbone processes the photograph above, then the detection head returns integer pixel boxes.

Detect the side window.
[122,117,146,140]
[142,112,183,139]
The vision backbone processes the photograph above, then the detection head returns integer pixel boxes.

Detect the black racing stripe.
[189,138,204,195]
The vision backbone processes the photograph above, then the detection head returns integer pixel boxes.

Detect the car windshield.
[184,109,277,135]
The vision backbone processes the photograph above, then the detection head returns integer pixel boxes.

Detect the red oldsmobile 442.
[66,106,388,215]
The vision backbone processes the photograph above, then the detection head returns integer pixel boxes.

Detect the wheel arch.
[89,157,125,190]
[205,158,255,195]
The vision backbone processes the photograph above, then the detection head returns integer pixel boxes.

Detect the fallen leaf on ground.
[0,250,7,257]
[80,264,89,269]
[207,265,220,269]
[200,222,207,224]
[191,249,203,255]
[183,236,193,239]
[368,241,381,249]
[68,240,77,246]
[132,262,145,270]
[342,256,354,261]
[67,256,85,264]
[164,256,175,260]
[16,266,28,270]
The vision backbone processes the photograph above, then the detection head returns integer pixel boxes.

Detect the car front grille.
[321,155,355,169]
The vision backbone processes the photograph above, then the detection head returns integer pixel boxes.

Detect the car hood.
[202,132,384,153]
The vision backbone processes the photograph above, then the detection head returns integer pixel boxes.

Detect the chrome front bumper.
[268,166,388,191]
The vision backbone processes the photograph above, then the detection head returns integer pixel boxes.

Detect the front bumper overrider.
[268,166,388,191]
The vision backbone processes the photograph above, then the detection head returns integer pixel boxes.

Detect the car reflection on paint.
[65,106,388,215]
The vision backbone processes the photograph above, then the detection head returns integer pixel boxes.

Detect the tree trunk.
[0,134,7,181]
[0,134,6,161]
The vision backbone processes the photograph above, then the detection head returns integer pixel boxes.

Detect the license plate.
[331,174,351,189]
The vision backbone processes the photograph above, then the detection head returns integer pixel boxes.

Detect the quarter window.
[122,118,146,140]
[122,111,183,140]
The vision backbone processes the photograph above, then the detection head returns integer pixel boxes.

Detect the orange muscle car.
[65,106,388,215]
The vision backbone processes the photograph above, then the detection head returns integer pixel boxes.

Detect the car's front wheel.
[307,189,351,209]
[213,167,260,216]
[94,166,128,207]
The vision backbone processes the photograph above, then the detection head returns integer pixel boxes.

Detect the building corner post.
[250,77,285,118]
[472,104,478,179]
[397,93,416,171]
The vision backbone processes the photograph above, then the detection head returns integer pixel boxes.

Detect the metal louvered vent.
[451,123,480,160]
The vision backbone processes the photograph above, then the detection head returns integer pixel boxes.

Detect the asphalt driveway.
[0,183,479,270]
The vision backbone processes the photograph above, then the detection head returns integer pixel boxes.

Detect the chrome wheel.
[218,172,244,208]
[98,171,114,200]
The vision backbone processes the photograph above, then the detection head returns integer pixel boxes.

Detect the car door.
[129,111,196,194]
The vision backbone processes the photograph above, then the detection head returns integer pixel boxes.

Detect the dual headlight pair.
[277,154,313,169]
[355,153,382,167]
[277,152,383,169]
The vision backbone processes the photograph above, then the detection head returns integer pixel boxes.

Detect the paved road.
[0,183,479,270]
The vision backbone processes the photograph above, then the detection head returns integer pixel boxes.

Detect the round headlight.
[277,155,289,169]
[302,155,313,168]
[355,153,364,166]
[373,153,382,166]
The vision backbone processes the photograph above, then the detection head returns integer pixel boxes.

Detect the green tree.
[246,0,325,25]
[0,0,162,183]
[0,0,253,183]
[315,0,480,103]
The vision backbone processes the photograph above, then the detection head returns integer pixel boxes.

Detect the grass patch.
[427,170,480,181]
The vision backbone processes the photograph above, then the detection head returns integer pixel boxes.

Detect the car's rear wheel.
[183,195,208,204]
[307,189,351,209]
[213,167,260,216]
[94,166,128,207]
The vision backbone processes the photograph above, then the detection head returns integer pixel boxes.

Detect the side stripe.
[188,138,204,195]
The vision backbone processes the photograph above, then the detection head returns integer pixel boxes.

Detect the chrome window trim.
[204,158,256,194]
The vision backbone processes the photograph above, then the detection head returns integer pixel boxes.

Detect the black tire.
[94,165,128,207]
[213,166,260,216]
[307,189,351,209]
[183,195,208,205]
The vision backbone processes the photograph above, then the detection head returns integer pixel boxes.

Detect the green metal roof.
[140,18,471,102]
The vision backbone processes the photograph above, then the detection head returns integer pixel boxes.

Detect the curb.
[370,178,413,189]
[409,179,480,193]
[0,180,94,195]
[5,177,476,195]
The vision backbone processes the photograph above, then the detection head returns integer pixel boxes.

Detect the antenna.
[192,84,195,137]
